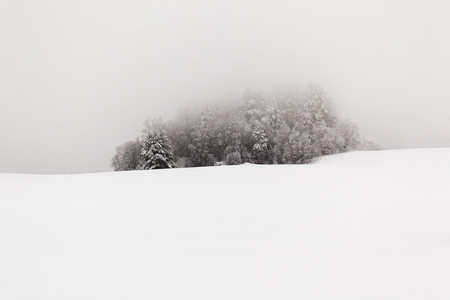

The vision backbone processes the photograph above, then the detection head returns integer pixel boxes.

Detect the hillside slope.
[1,148,449,299]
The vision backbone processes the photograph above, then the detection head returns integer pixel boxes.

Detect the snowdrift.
[1,148,449,299]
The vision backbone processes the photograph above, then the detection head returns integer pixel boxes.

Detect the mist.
[1,0,449,174]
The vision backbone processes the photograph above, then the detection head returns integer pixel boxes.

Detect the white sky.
[1,0,450,174]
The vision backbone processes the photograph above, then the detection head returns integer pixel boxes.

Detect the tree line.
[111,84,378,170]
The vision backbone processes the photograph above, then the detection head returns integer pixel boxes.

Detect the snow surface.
[1,148,449,299]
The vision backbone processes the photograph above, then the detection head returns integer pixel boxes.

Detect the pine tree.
[141,122,174,170]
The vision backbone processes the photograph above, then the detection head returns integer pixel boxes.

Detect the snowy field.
[1,147,449,299]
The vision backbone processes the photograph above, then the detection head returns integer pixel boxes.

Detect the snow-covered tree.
[310,122,344,156]
[297,84,338,130]
[273,121,291,164]
[251,127,271,164]
[166,107,198,160]
[189,108,217,166]
[359,139,381,151]
[111,138,143,171]
[240,89,282,164]
[336,120,361,151]
[224,151,242,165]
[288,129,316,164]
[241,89,267,122]
[274,89,301,129]
[114,85,375,169]
[219,114,245,160]
[141,119,174,169]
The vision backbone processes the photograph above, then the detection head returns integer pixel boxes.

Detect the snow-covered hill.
[1,148,449,299]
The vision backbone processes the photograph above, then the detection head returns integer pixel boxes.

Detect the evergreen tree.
[141,120,174,169]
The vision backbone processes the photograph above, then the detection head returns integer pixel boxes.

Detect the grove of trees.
[111,84,378,171]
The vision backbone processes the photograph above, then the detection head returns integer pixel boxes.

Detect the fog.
[1,0,449,174]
